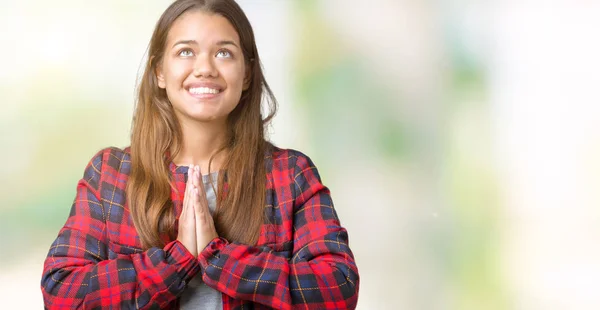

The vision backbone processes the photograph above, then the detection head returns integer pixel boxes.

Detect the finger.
[193,184,205,219]
[194,186,210,228]
[193,165,204,191]
[194,166,209,202]
[192,165,200,188]
[194,186,205,212]
[191,166,204,205]
[182,165,193,209]
[182,165,197,224]
[193,169,211,217]
[187,164,195,190]
[180,168,190,217]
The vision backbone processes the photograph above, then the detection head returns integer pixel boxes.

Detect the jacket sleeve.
[197,151,360,309]
[41,149,200,309]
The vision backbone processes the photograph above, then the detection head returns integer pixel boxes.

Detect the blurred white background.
[1,0,599,309]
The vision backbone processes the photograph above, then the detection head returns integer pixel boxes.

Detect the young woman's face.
[156,10,247,125]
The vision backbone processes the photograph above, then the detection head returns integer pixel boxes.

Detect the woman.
[40,0,359,309]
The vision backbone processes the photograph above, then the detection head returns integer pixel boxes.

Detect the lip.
[185,82,225,100]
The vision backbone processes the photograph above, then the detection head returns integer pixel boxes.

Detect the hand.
[176,165,198,257]
[190,165,219,254]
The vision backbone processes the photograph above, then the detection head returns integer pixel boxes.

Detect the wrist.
[198,235,221,253]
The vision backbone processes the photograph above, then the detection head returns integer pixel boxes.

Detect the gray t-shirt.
[180,170,223,310]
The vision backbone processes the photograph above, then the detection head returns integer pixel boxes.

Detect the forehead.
[167,10,240,46]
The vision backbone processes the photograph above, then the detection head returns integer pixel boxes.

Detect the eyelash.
[178,49,194,57]
[177,48,233,59]
[216,50,232,58]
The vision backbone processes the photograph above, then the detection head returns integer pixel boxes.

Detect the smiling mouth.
[188,87,222,95]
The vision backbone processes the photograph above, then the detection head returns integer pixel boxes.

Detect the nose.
[193,53,218,78]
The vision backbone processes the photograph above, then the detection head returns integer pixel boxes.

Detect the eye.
[178,49,194,57]
[215,49,232,58]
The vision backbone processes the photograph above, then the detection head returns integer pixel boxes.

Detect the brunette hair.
[128,0,277,249]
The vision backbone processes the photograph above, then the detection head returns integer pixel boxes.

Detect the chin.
[188,113,222,123]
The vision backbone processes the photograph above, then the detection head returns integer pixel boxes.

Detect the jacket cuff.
[198,237,228,271]
[164,240,201,283]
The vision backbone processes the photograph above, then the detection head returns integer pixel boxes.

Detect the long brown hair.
[128,0,277,250]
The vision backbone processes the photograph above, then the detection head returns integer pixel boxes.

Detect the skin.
[157,10,249,255]
[156,10,249,172]
[178,164,218,256]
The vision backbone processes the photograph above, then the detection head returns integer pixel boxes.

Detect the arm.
[41,150,200,309]
[197,152,359,309]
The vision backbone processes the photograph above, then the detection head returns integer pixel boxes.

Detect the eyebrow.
[171,39,239,49]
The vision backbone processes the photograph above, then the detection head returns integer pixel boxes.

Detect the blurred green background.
[2,1,600,309]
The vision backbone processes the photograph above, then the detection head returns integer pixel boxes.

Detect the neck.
[172,118,228,174]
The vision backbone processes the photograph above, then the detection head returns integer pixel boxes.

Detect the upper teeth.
[189,87,220,94]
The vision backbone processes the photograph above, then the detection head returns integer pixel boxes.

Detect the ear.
[153,57,166,89]
[242,63,252,91]
[242,76,251,91]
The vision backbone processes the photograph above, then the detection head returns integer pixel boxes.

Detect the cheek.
[165,62,189,85]
[224,66,246,90]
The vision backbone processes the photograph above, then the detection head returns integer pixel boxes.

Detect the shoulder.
[83,146,131,184]
[87,146,131,169]
[267,145,327,206]
[267,145,321,181]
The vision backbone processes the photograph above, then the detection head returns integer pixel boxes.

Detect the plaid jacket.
[41,146,359,309]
